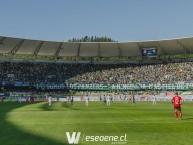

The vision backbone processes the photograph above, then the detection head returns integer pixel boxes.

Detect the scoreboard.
[142,47,157,57]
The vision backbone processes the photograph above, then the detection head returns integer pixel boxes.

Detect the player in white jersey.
[18,97,22,103]
[152,95,156,106]
[85,96,89,107]
[48,96,52,106]
[106,96,111,106]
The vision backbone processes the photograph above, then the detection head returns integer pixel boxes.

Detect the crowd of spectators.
[0,61,193,84]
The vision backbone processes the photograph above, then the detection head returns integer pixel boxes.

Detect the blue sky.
[0,0,193,42]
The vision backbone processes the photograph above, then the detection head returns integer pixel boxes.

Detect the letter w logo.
[66,132,81,144]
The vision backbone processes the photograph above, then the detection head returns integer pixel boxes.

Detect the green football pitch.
[0,101,193,145]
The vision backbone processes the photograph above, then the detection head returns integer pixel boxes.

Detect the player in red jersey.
[171,92,183,120]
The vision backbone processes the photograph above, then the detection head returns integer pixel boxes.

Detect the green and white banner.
[35,82,193,91]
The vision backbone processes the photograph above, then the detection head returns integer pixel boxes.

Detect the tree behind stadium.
[68,36,117,42]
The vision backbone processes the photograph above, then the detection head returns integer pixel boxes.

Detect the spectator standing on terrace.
[171,92,183,120]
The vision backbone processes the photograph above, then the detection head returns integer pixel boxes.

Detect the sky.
[0,0,193,42]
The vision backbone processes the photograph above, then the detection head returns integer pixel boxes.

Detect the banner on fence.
[34,82,193,91]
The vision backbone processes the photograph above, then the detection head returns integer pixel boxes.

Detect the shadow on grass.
[61,102,81,110]
[38,101,55,111]
[38,101,81,111]
[182,117,193,120]
[0,102,68,145]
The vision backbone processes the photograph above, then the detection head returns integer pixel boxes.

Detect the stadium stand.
[0,36,193,97]
[0,61,193,84]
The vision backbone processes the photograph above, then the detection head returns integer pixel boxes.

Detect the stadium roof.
[0,36,193,58]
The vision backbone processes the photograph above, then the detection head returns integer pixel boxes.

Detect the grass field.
[0,101,193,145]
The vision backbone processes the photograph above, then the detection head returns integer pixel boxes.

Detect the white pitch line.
[11,121,189,125]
